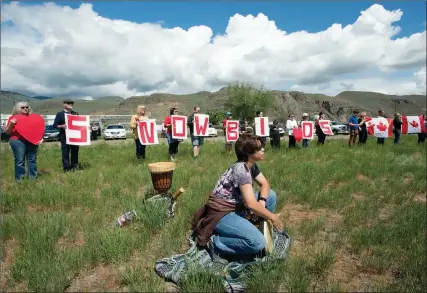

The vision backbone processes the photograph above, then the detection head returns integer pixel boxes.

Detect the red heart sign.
[15,114,45,145]
[293,128,303,142]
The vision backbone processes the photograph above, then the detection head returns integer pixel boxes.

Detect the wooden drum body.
[148,162,176,194]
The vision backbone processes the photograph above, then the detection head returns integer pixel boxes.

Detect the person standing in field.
[129,105,148,160]
[392,113,402,144]
[187,106,204,159]
[163,108,182,162]
[348,110,361,147]
[223,112,233,154]
[417,114,427,143]
[53,99,80,172]
[254,111,267,147]
[358,112,368,145]
[377,110,386,145]
[300,113,309,148]
[4,102,40,181]
[286,114,298,148]
[315,112,327,145]
[269,119,281,149]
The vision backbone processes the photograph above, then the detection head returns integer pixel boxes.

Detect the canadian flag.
[402,115,426,134]
[365,117,393,138]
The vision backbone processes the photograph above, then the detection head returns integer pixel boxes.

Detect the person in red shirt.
[223,112,233,154]
[163,107,182,161]
[4,102,40,181]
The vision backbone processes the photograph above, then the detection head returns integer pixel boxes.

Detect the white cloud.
[1,2,426,98]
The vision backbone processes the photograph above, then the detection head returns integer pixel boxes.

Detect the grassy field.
[1,135,426,292]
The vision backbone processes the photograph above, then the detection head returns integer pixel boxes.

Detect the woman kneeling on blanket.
[192,133,284,262]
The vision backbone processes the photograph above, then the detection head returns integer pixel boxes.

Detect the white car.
[207,124,218,137]
[104,124,127,140]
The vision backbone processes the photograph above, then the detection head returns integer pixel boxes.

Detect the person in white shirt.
[286,114,298,148]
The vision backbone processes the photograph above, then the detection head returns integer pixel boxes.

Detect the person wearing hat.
[53,99,81,172]
[392,113,402,144]
[348,110,361,147]
[222,112,233,154]
[300,113,310,148]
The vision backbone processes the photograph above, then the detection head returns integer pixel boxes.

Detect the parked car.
[43,125,60,141]
[1,127,10,142]
[330,121,349,135]
[104,124,127,140]
[207,123,218,137]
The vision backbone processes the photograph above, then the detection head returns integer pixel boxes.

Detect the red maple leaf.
[376,121,387,132]
[410,120,419,128]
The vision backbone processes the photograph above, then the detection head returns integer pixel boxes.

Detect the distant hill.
[1,89,425,122]
[31,95,54,100]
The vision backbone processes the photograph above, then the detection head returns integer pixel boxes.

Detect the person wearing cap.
[348,110,361,147]
[222,112,233,154]
[392,113,402,144]
[286,114,298,148]
[300,113,310,148]
[53,99,80,172]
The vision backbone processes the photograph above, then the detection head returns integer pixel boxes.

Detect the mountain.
[31,95,54,100]
[0,89,425,122]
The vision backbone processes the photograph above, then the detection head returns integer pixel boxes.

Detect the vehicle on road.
[104,124,127,140]
[43,125,60,141]
[330,121,350,135]
[207,123,218,137]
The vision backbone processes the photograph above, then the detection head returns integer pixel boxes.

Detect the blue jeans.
[302,139,308,148]
[212,189,277,255]
[9,139,38,181]
[394,129,401,144]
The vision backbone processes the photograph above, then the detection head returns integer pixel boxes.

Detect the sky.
[1,1,426,99]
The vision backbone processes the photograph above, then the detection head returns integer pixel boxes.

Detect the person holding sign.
[129,105,149,160]
[4,102,41,181]
[300,113,310,148]
[163,108,182,162]
[53,99,80,172]
[222,112,233,154]
[315,112,327,145]
[192,133,283,261]
[286,114,298,148]
[254,111,267,147]
[187,106,205,159]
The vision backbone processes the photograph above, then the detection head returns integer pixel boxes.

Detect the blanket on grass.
[154,228,292,292]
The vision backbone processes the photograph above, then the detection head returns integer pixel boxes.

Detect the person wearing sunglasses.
[163,107,182,161]
[192,133,283,264]
[53,99,80,171]
[4,102,39,181]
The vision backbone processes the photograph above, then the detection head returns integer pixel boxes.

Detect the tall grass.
[1,135,425,292]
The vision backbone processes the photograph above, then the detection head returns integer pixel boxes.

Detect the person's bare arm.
[253,173,270,207]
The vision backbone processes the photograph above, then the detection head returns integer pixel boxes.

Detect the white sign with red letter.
[301,121,315,139]
[254,117,269,137]
[138,119,159,145]
[65,114,91,146]
[319,120,334,135]
[226,120,239,142]
[402,115,426,134]
[172,115,188,140]
[194,114,210,136]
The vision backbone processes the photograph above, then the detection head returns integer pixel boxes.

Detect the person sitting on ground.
[192,133,283,263]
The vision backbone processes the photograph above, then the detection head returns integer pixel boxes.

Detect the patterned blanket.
[154,227,292,292]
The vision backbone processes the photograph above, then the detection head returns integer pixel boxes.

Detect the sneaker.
[170,155,175,162]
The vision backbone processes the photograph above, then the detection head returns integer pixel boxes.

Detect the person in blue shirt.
[348,110,361,147]
[53,99,80,172]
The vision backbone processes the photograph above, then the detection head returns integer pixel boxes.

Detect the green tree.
[224,82,273,122]
[206,110,225,125]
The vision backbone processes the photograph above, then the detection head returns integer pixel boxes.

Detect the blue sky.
[6,1,426,36]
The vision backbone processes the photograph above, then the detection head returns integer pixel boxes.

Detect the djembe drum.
[148,162,176,194]
[147,162,184,218]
